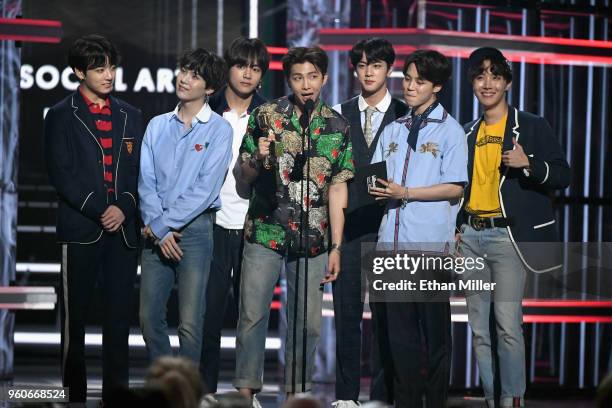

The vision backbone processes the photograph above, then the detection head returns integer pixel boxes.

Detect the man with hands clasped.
[138,48,232,365]
[44,34,144,404]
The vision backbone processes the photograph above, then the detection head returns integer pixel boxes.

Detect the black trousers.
[333,224,386,401]
[200,225,243,393]
[370,301,395,404]
[59,233,137,402]
[374,301,452,408]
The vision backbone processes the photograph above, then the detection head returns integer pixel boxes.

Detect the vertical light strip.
[594,322,601,385]
[417,0,427,29]
[191,0,197,48]
[463,6,474,388]
[597,0,610,243]
[506,13,513,106]
[330,0,341,106]
[177,0,184,53]
[582,21,594,245]
[484,9,489,34]
[366,0,372,28]
[530,324,537,383]
[466,327,472,388]
[519,8,527,111]
[472,7,482,120]
[560,10,576,387]
[594,3,609,387]
[530,19,547,385]
[578,3,596,390]
[217,0,224,55]
[61,245,69,377]
[249,0,258,38]
[453,9,463,120]
[560,324,567,385]
[579,319,586,388]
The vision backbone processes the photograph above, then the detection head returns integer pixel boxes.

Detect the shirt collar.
[170,102,212,124]
[78,86,110,108]
[409,101,444,120]
[426,103,445,121]
[357,89,392,113]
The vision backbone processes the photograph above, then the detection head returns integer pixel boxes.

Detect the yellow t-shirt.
[466,113,507,217]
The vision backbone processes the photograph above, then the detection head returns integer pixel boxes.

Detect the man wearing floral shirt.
[233,46,354,404]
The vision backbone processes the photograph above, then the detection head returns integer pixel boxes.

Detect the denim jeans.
[459,224,526,407]
[140,212,213,364]
[233,241,327,393]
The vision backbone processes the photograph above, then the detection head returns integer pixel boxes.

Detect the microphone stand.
[301,108,312,394]
[291,100,313,394]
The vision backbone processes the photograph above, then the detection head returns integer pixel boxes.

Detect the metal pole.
[417,0,426,29]
[217,0,223,55]
[249,0,258,38]
[191,0,197,49]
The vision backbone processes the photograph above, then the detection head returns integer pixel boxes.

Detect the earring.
[257,81,262,90]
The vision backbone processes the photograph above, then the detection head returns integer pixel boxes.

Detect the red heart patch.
[195,144,203,152]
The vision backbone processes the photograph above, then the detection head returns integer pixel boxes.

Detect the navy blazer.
[44,91,144,247]
[458,106,571,272]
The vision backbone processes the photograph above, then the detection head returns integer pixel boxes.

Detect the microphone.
[299,99,315,130]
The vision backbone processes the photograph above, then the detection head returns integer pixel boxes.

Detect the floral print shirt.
[240,96,354,256]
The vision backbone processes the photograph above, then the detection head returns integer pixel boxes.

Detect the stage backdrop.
[19,0,246,185]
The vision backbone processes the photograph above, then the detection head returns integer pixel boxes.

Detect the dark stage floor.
[7,327,598,408]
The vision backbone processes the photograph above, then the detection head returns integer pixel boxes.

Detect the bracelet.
[401,187,410,208]
[330,243,342,253]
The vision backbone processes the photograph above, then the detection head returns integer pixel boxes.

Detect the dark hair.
[178,48,228,92]
[402,50,451,87]
[281,46,328,79]
[224,36,270,75]
[467,55,513,83]
[68,34,120,73]
[349,38,395,69]
[146,357,205,408]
